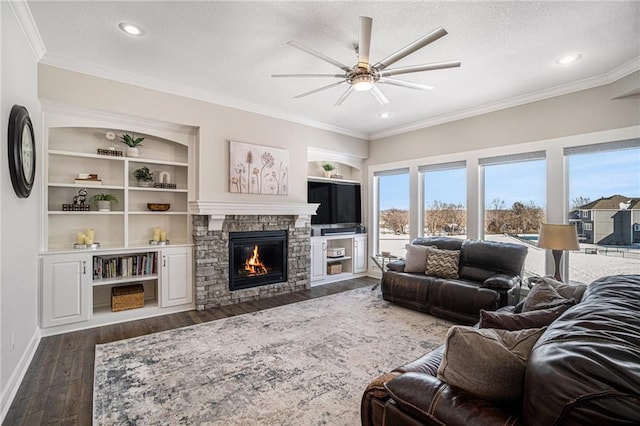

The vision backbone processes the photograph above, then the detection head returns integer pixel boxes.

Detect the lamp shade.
[538,224,580,250]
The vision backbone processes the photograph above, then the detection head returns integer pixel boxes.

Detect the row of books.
[93,252,158,280]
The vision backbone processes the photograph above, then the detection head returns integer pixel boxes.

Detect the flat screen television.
[308,180,361,225]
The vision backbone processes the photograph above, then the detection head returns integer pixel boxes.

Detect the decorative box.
[97,148,123,157]
[327,247,345,258]
[111,284,144,312]
[327,262,343,275]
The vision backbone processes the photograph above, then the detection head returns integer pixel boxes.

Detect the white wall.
[38,65,369,203]
[0,0,42,419]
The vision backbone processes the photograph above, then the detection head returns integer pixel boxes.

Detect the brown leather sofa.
[361,274,640,426]
[382,237,528,324]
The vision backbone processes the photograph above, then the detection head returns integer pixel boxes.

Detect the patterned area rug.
[93,287,453,425]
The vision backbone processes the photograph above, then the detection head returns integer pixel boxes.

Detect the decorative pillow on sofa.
[528,276,587,303]
[403,244,432,273]
[425,247,460,279]
[437,326,546,402]
[479,305,569,331]
[522,281,576,312]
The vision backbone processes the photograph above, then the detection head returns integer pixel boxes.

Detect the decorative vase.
[138,181,151,187]
[126,147,139,157]
[323,170,332,178]
[97,200,111,212]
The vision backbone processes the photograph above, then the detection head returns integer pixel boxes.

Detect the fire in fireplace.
[229,230,288,291]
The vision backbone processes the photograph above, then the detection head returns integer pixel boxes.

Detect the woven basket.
[327,263,343,275]
[111,284,144,312]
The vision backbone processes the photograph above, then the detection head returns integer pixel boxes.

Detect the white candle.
[84,237,94,245]
[160,231,167,242]
[153,227,161,242]
[77,233,86,245]
[86,228,94,241]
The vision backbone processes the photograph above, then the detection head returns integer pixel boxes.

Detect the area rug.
[93,287,453,425]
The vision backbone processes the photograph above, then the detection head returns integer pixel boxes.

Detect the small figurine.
[73,188,88,205]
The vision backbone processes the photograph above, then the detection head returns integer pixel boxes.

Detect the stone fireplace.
[228,230,288,291]
[189,201,318,310]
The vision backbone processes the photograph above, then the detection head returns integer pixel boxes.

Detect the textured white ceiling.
[28,1,640,139]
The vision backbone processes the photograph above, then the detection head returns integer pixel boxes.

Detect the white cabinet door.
[41,254,92,328]
[353,235,367,273]
[310,237,327,282]
[160,246,193,307]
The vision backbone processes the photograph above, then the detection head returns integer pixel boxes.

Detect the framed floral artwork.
[229,141,289,195]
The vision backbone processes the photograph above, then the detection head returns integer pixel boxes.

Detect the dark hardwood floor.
[3,277,377,426]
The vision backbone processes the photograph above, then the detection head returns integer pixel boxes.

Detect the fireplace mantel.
[189,201,319,231]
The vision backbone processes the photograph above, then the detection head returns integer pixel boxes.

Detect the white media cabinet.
[310,233,367,285]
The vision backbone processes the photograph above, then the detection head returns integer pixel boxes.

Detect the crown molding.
[39,55,369,141]
[9,0,46,60]
[369,56,640,141]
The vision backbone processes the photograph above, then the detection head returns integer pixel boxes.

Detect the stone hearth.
[192,215,311,310]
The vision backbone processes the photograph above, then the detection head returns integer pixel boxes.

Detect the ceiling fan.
[271,16,461,106]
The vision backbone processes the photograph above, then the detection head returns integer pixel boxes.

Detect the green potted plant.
[133,165,153,187]
[120,133,145,158]
[89,193,119,212]
[322,163,336,178]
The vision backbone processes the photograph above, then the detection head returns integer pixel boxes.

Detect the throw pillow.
[403,244,431,273]
[522,281,576,312]
[425,247,460,279]
[479,305,569,331]
[437,326,546,402]
[529,276,587,303]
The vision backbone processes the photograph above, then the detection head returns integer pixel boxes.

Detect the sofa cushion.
[479,305,569,330]
[385,260,405,272]
[404,244,431,273]
[482,273,520,290]
[412,236,463,251]
[529,275,587,302]
[461,239,528,276]
[522,280,576,312]
[425,248,460,279]
[437,326,546,402]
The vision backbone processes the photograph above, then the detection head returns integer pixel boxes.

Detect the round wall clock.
[8,105,36,198]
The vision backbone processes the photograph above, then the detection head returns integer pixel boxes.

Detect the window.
[420,162,466,238]
[375,168,410,257]
[566,140,640,283]
[481,152,546,278]
[582,211,589,218]
[635,224,640,232]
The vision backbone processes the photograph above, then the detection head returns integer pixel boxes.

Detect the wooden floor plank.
[2,278,376,426]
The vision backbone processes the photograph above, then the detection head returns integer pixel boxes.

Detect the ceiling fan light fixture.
[352,74,374,91]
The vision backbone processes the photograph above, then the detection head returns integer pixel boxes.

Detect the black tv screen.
[308,180,361,225]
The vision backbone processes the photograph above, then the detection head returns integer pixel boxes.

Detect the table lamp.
[537,224,580,282]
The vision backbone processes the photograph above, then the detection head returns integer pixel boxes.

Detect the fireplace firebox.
[228,230,288,291]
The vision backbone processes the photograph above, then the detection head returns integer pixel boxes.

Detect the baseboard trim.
[0,327,41,423]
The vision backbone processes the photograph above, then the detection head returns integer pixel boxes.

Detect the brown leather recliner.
[382,237,528,324]
[362,274,640,426]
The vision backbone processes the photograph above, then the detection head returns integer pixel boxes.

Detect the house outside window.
[584,223,593,231]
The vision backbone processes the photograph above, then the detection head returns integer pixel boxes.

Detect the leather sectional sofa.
[361,274,640,425]
[382,237,528,324]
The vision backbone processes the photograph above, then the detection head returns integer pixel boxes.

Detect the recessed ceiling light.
[118,22,145,36]
[378,112,391,119]
[555,53,582,66]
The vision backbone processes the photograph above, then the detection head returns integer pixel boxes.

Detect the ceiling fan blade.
[378,60,461,77]
[378,77,434,90]
[293,81,346,99]
[370,85,389,105]
[358,16,373,70]
[374,27,448,70]
[287,40,351,72]
[335,86,354,106]
[271,73,345,78]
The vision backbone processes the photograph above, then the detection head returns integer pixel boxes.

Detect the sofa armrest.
[385,372,520,426]
[482,273,520,290]
[386,260,406,272]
